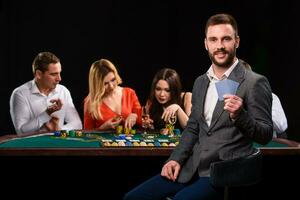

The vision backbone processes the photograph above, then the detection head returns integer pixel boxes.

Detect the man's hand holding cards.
[46,99,63,115]
[216,79,243,120]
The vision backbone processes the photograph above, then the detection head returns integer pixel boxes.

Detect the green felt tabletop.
[0,131,289,148]
[253,141,288,148]
[0,132,178,148]
[0,135,100,148]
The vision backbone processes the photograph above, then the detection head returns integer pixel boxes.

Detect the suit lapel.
[199,77,210,132]
[208,100,225,132]
[228,62,246,85]
[207,62,246,132]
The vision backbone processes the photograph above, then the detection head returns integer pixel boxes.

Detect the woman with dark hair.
[144,68,192,130]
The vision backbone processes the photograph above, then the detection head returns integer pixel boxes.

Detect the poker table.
[1,130,299,199]
[0,130,299,156]
[0,130,180,156]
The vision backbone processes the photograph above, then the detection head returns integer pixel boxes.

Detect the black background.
[1,0,299,141]
[1,155,300,199]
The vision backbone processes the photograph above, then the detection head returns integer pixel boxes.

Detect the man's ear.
[204,39,208,51]
[235,36,240,49]
[35,70,42,79]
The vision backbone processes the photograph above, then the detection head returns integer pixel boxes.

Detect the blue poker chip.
[174,129,181,135]
[154,141,161,147]
[54,131,61,137]
[117,134,126,139]
[125,141,133,146]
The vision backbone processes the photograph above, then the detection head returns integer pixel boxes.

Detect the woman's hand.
[99,116,122,130]
[162,104,180,122]
[142,115,154,129]
[125,113,137,129]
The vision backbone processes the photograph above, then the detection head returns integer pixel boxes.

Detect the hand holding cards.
[215,79,239,101]
[216,79,241,120]
[46,99,63,115]
[223,94,243,120]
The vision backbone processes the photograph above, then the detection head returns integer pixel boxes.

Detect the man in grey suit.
[124,13,273,200]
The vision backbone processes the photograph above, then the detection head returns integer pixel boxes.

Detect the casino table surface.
[1,131,299,200]
[0,130,299,156]
[0,130,180,148]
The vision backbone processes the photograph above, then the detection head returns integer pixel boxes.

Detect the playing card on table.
[215,79,239,101]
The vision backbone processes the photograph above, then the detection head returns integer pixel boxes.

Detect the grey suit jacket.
[169,61,273,183]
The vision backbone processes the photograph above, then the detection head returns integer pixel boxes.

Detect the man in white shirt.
[10,52,82,134]
[272,93,288,138]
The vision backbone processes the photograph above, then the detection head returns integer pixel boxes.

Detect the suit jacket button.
[207,132,212,136]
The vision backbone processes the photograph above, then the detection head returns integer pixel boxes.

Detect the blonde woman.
[84,59,141,130]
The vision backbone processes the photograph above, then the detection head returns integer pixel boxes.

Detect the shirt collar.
[30,80,40,94]
[30,79,58,96]
[206,59,239,81]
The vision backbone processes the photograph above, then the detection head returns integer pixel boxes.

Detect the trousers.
[124,174,224,200]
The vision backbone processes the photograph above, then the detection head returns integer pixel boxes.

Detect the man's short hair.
[32,52,60,74]
[205,13,238,37]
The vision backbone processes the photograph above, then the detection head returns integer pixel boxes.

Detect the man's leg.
[124,174,186,200]
[173,177,224,200]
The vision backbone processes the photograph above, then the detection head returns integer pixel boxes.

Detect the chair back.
[210,148,262,187]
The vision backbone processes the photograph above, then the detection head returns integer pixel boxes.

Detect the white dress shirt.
[204,59,239,127]
[10,80,82,134]
[272,93,288,135]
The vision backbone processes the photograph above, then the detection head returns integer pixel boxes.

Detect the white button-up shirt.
[272,93,288,135]
[204,59,239,127]
[10,80,82,134]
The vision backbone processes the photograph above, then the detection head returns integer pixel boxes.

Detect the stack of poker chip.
[53,130,83,138]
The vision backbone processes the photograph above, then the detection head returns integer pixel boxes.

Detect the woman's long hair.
[85,59,122,119]
[148,68,182,128]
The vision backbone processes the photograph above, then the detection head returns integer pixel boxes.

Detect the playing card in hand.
[215,79,239,101]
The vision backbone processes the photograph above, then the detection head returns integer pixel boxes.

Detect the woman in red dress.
[84,59,141,130]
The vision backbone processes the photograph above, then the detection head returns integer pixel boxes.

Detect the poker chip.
[54,131,61,137]
[55,129,181,148]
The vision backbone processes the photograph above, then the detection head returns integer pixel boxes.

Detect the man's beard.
[208,48,236,68]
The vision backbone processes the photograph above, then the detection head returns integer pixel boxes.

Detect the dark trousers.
[124,174,224,200]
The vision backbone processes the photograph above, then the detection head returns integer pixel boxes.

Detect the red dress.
[84,87,142,129]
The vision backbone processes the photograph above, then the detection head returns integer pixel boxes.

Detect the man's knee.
[123,191,138,200]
